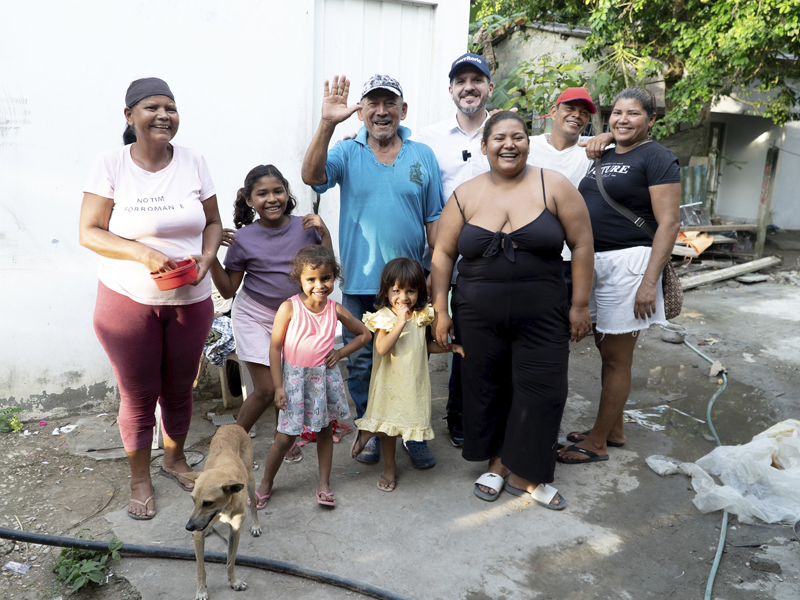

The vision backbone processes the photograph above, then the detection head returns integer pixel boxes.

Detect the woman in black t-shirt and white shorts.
[557,87,681,465]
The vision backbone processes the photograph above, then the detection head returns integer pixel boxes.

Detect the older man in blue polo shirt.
[302,74,445,468]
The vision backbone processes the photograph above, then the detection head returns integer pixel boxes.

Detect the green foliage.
[493,56,585,117]
[468,11,528,52]
[53,532,122,594]
[471,0,586,29]
[470,0,800,136]
[492,55,615,124]
[0,407,24,433]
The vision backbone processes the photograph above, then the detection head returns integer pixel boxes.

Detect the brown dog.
[184,424,262,600]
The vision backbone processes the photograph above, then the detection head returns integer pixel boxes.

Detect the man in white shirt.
[531,87,597,187]
[413,53,495,448]
[530,87,598,298]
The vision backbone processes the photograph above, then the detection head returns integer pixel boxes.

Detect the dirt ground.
[0,417,145,600]
[1,230,799,600]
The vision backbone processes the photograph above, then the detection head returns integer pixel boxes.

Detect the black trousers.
[455,259,569,483]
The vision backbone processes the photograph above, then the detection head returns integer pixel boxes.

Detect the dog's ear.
[221,481,245,495]
[180,471,201,481]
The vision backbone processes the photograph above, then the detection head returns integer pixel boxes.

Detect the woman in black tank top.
[430,112,594,509]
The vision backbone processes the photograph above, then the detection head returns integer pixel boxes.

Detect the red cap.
[555,88,597,114]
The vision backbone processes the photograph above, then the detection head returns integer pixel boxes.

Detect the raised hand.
[321,75,362,126]
[396,304,410,325]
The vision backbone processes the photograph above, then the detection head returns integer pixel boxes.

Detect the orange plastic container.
[150,259,197,291]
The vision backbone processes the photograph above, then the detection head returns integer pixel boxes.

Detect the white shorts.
[231,290,277,365]
[590,246,667,335]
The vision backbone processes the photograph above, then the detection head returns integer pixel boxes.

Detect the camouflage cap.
[361,74,403,100]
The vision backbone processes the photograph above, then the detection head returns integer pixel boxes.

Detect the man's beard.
[454,94,487,115]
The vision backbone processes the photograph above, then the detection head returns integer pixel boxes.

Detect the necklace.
[615,138,651,154]
[629,138,651,151]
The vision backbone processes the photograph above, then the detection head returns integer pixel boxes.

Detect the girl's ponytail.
[233,187,254,229]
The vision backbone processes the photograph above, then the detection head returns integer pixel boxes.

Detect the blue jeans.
[341,293,376,420]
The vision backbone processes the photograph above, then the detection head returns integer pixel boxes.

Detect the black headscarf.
[125,77,174,108]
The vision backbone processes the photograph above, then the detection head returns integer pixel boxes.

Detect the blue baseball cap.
[448,53,491,81]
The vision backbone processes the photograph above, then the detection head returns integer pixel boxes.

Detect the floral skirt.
[277,360,350,435]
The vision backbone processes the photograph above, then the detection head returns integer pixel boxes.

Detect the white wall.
[772,121,800,230]
[712,113,785,224]
[309,0,468,263]
[0,0,469,416]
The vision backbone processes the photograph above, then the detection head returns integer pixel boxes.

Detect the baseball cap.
[448,53,492,81]
[361,74,403,99]
[554,88,597,113]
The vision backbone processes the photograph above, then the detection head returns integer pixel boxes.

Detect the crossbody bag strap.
[594,157,656,239]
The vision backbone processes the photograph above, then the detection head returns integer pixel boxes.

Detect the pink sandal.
[250,489,271,510]
[283,442,303,464]
[316,491,336,507]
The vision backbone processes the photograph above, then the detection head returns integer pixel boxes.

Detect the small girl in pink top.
[260,246,371,506]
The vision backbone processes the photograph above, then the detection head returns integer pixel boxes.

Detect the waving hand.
[321,75,362,125]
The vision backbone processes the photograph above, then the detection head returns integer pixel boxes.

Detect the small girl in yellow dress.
[350,257,464,492]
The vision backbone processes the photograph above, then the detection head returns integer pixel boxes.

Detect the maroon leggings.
[93,282,213,451]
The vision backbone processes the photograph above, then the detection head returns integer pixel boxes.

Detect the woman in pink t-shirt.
[79,78,222,520]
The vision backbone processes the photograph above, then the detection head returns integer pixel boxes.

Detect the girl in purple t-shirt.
[210,165,332,493]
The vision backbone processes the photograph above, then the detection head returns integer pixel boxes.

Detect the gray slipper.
[473,472,505,502]
[159,467,193,492]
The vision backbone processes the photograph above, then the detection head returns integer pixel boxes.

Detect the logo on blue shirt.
[409,162,423,187]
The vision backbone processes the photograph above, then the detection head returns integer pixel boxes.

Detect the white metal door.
[310,1,437,292]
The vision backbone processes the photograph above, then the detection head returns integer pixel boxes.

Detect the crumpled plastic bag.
[646,419,800,524]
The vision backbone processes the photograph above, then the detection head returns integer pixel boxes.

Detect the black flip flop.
[566,430,625,448]
[557,444,609,464]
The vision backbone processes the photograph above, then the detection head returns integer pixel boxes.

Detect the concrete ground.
[3,245,799,599]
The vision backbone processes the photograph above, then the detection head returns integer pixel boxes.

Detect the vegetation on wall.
[470,0,800,136]
[491,56,610,121]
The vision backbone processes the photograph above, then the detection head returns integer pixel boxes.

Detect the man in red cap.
[532,88,598,187]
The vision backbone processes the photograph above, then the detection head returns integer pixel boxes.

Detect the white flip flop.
[505,480,567,510]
